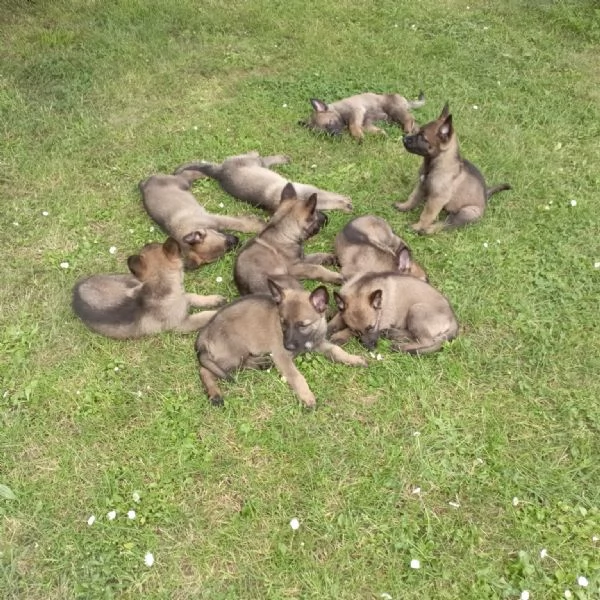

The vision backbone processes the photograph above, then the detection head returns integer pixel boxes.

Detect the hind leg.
[261,155,290,168]
[209,214,266,233]
[443,206,484,229]
[198,364,226,406]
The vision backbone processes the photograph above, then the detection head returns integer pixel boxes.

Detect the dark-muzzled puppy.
[332,271,458,354]
[140,167,265,269]
[327,215,428,343]
[234,183,342,295]
[301,91,425,141]
[196,279,367,408]
[72,238,224,339]
[175,151,352,213]
[394,103,511,234]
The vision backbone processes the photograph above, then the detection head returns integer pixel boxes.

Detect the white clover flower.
[593,262,600,269]
[193,125,198,131]
[310,164,317,169]
[109,246,117,254]
[12,222,19,226]
[381,594,393,600]
[87,515,96,526]
[564,590,572,599]
[129,228,134,234]
[410,559,420,569]
[483,242,489,248]
[410,24,417,30]
[42,210,49,216]
[376,353,383,361]
[216,276,223,283]
[282,103,288,108]
[544,205,550,210]
[448,501,460,508]
[520,591,530,600]
[60,262,70,269]
[412,487,421,495]
[127,510,136,520]
[149,226,155,232]
[290,518,300,530]
[413,431,420,437]
[570,199,577,207]
[539,548,548,559]
[472,105,479,110]
[219,202,225,208]
[512,496,519,506]
[577,576,588,587]
[114,366,120,372]
[107,510,117,521]
[592,535,599,542]
[144,551,155,567]
[132,491,141,503]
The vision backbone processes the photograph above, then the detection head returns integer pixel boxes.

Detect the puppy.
[140,166,265,269]
[302,91,425,141]
[332,272,458,354]
[394,103,511,234]
[72,238,223,339]
[196,279,367,408]
[175,151,353,213]
[234,183,342,295]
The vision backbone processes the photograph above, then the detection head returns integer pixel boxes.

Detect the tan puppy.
[140,167,265,269]
[234,183,342,295]
[302,91,425,141]
[72,238,223,339]
[394,103,511,234]
[332,272,458,354]
[195,280,367,408]
[176,151,353,213]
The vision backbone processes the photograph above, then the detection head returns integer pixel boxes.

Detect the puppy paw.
[394,201,412,212]
[321,253,340,267]
[349,355,369,368]
[210,395,225,407]
[207,294,228,306]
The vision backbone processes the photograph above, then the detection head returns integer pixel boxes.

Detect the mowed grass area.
[1,0,599,597]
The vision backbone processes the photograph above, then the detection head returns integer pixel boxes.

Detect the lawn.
[1,0,599,598]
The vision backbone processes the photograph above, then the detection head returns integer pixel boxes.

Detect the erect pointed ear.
[438,114,453,142]
[163,237,182,259]
[127,254,145,279]
[397,246,412,273]
[305,193,318,214]
[333,291,346,312]
[310,98,328,112]
[439,102,450,119]
[369,289,383,310]
[280,182,297,203]
[267,278,285,304]
[182,230,206,245]
[310,286,329,313]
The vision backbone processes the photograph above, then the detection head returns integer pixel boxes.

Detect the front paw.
[410,222,427,234]
[394,201,412,212]
[207,294,228,307]
[349,355,369,367]
[321,253,340,267]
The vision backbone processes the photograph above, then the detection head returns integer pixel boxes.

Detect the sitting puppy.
[394,103,511,234]
[327,215,428,343]
[301,91,425,141]
[332,272,458,354]
[72,238,224,339]
[195,279,368,408]
[234,183,342,295]
[175,151,352,213]
[140,166,265,269]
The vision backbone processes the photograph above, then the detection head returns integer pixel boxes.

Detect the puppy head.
[127,237,183,282]
[402,102,454,158]
[334,288,382,350]
[301,98,344,136]
[273,184,328,241]
[268,279,328,353]
[181,229,239,269]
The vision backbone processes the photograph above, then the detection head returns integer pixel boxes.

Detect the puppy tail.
[408,91,426,109]
[486,183,512,201]
[173,161,222,180]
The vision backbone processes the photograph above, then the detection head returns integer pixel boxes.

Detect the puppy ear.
[333,291,346,312]
[280,182,297,202]
[369,289,383,310]
[438,114,453,142]
[397,247,412,273]
[162,237,182,259]
[305,193,318,213]
[310,98,328,112]
[267,278,285,304]
[127,254,145,279]
[440,102,450,119]
[182,230,206,245]
[310,286,329,313]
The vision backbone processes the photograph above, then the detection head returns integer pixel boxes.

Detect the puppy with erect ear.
[195,280,368,409]
[72,237,225,339]
[331,271,458,354]
[395,103,511,234]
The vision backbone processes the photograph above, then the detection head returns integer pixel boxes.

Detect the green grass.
[1,0,600,598]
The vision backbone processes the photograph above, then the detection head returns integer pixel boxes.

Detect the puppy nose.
[317,211,328,227]
[226,234,240,248]
[284,342,297,351]
[361,337,377,350]
[403,136,415,148]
